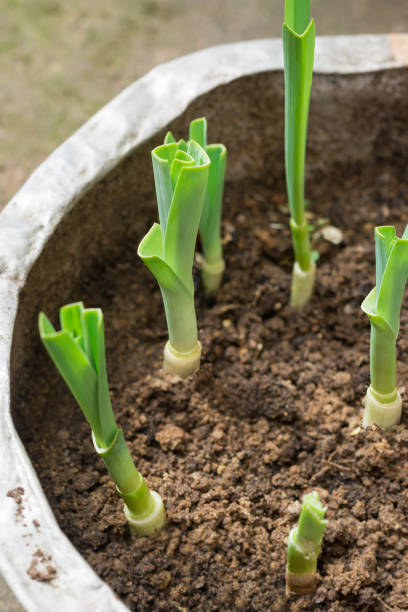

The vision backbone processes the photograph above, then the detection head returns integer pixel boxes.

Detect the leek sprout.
[138,139,210,377]
[283,0,316,308]
[361,225,408,429]
[39,302,166,536]
[166,117,227,295]
[286,491,327,597]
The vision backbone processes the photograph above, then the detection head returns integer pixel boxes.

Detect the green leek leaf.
[167,118,227,293]
[39,309,102,443]
[152,142,180,235]
[138,224,191,297]
[284,0,310,35]
[189,117,207,149]
[39,303,117,447]
[283,18,315,229]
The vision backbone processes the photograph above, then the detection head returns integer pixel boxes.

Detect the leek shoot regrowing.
[283,0,316,309]
[286,491,327,597]
[138,139,210,377]
[39,302,166,536]
[361,225,408,429]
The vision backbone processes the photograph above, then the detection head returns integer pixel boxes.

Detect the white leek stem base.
[163,340,202,378]
[290,261,316,310]
[285,570,316,597]
[362,386,402,430]
[124,491,166,536]
[201,257,225,295]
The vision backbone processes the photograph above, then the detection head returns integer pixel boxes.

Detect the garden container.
[1,35,408,610]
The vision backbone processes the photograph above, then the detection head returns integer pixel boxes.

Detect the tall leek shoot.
[286,491,327,597]
[166,117,227,294]
[283,0,316,308]
[39,302,166,536]
[361,225,408,429]
[138,140,210,377]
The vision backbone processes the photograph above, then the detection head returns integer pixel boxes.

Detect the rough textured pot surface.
[1,35,408,611]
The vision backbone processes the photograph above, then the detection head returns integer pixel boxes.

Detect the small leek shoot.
[283,0,316,308]
[286,491,327,597]
[138,139,210,377]
[165,117,227,295]
[39,302,166,536]
[361,225,408,429]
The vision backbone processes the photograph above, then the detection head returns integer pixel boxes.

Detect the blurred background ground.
[1,0,408,609]
[1,0,408,209]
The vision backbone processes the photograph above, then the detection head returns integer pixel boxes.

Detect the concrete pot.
[0,34,408,611]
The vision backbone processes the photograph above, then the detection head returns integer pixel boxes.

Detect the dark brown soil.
[15,166,408,611]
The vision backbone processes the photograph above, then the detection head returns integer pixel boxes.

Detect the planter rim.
[0,34,406,610]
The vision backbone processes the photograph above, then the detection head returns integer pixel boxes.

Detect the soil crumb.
[7,487,25,518]
[27,550,57,583]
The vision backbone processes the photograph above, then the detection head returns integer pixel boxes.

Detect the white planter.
[0,35,407,611]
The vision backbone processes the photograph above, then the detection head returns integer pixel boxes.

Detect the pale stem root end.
[285,570,316,598]
[290,261,316,309]
[124,491,166,536]
[362,386,402,430]
[201,257,225,295]
[163,340,202,378]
